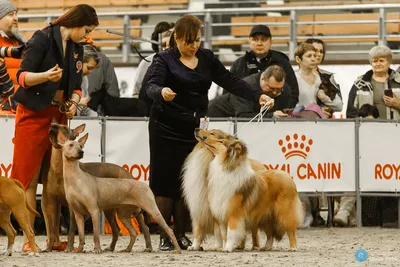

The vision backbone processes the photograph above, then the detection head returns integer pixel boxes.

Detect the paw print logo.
[278,134,313,160]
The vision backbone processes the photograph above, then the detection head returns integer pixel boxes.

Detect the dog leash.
[52,99,84,128]
[234,99,274,137]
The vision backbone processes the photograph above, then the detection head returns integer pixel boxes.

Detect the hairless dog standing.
[44,122,152,253]
[57,131,181,254]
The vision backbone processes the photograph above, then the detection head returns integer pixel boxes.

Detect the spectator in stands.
[346,45,400,228]
[305,38,342,111]
[79,36,120,115]
[77,44,100,116]
[145,15,271,251]
[227,24,298,104]
[208,65,291,118]
[0,0,25,114]
[333,104,379,227]
[347,45,400,120]
[11,4,98,252]
[295,43,342,116]
[295,43,342,227]
[132,21,174,98]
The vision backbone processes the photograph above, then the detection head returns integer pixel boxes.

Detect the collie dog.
[182,129,234,251]
[195,128,303,252]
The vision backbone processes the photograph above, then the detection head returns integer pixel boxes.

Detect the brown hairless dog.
[56,131,181,254]
[43,122,152,253]
[0,176,40,256]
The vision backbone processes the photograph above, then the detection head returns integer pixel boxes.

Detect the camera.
[0,45,25,59]
[384,89,393,98]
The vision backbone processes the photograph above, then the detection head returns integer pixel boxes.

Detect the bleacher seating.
[226,12,400,45]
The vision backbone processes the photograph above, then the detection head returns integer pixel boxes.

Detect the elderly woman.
[346,45,400,119]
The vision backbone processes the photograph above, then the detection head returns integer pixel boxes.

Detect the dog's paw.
[187,245,203,251]
[251,246,260,251]
[289,247,297,252]
[28,252,40,257]
[143,248,153,253]
[0,249,12,256]
[117,249,132,253]
[93,248,102,254]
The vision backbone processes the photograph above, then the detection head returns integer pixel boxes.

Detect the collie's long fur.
[181,129,235,250]
[196,128,304,252]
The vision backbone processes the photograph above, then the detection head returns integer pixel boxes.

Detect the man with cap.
[0,0,25,114]
[230,24,298,105]
[207,25,298,117]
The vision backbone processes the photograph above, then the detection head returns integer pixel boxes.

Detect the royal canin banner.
[359,122,400,192]
[236,121,356,193]
[104,120,234,185]
[0,117,14,179]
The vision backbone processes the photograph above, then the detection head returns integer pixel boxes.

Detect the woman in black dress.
[145,15,271,250]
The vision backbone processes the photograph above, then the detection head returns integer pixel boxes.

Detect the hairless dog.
[44,121,151,253]
[57,131,181,254]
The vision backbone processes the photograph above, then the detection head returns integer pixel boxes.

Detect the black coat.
[233,72,293,118]
[228,50,298,106]
[14,24,83,111]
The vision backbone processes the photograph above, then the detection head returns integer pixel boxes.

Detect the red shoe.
[52,241,68,251]
[46,240,68,251]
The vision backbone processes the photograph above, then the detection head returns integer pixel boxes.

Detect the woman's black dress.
[145,47,262,200]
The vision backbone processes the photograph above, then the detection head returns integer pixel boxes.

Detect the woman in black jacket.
[11,4,98,252]
[145,15,271,251]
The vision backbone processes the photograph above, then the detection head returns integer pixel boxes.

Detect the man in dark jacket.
[225,24,298,106]
[208,65,292,118]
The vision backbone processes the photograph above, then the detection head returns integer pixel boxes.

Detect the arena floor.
[0,228,398,267]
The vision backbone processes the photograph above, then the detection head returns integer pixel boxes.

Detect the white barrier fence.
[1,116,399,226]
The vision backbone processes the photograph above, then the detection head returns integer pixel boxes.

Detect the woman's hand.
[79,97,91,107]
[383,94,400,109]
[259,94,274,108]
[161,87,176,102]
[46,64,63,82]
[317,89,327,100]
[65,103,76,119]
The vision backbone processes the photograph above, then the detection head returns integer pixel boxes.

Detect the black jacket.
[228,50,298,106]
[233,72,292,118]
[14,24,83,111]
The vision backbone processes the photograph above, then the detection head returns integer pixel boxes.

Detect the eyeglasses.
[265,83,283,94]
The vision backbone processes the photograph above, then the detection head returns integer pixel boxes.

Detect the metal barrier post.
[378,7,386,46]
[289,10,297,61]
[355,118,362,227]
[122,15,130,63]
[99,117,107,234]
[203,12,213,50]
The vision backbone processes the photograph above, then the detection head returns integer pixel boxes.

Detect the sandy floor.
[0,228,399,267]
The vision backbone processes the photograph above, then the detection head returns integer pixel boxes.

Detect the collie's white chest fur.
[182,148,212,218]
[207,155,255,221]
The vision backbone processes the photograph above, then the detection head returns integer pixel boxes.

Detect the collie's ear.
[227,140,247,158]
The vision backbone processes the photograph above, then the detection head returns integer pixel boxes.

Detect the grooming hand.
[383,94,400,109]
[46,64,63,82]
[259,94,274,108]
[161,87,177,102]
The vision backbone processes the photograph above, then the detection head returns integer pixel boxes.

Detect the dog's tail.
[11,179,41,217]
[295,196,305,227]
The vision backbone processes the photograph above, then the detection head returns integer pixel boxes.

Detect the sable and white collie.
[182,129,235,251]
[195,128,303,252]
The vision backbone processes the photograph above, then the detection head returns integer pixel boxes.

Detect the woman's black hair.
[151,21,175,52]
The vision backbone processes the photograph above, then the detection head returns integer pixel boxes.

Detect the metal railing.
[17,4,400,62]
